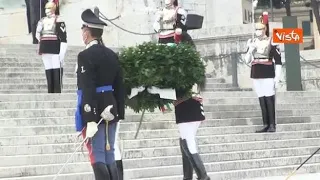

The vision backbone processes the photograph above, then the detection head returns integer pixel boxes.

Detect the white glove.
[59,42,68,66]
[86,122,98,138]
[274,65,282,89]
[274,77,280,89]
[101,105,115,121]
[35,21,43,42]
[247,39,256,53]
[153,11,163,33]
[244,39,256,64]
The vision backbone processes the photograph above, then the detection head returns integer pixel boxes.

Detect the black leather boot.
[116,160,124,180]
[52,68,61,93]
[256,97,270,133]
[180,138,193,180]
[107,162,119,180]
[266,95,276,132]
[180,139,210,180]
[92,162,111,180]
[45,70,54,93]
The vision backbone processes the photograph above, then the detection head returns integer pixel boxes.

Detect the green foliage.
[119,41,206,113]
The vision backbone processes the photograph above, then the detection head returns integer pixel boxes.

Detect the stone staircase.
[0,44,320,180]
[0,44,245,93]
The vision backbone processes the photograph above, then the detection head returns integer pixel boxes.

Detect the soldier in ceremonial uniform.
[174,85,210,180]
[36,0,67,93]
[244,12,282,133]
[153,0,188,44]
[153,1,208,178]
[75,8,125,180]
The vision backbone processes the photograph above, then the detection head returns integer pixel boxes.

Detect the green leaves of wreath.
[119,41,206,113]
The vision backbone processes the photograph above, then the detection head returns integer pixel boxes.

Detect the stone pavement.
[0,44,320,179]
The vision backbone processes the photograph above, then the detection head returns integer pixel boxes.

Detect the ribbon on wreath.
[128,86,176,113]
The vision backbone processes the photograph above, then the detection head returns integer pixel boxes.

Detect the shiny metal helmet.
[255,22,266,30]
[45,1,57,11]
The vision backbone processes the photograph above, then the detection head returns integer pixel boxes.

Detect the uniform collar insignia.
[85,40,98,49]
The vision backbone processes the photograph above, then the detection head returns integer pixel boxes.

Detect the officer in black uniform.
[75,8,125,180]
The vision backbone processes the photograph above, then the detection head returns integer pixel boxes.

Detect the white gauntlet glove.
[86,122,98,138]
[244,39,256,64]
[274,65,282,89]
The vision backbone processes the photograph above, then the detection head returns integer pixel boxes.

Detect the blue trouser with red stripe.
[82,122,117,165]
[76,85,117,165]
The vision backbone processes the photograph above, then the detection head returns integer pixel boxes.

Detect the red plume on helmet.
[52,0,60,15]
[260,11,270,37]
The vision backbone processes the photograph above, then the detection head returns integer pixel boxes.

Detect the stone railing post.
[231,52,239,88]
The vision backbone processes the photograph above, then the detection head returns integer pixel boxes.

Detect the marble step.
[0,78,76,84]
[1,154,320,179]
[0,57,77,63]
[0,84,77,90]
[2,100,320,111]
[0,45,85,50]
[5,163,320,180]
[244,173,320,180]
[0,72,223,84]
[0,122,319,140]
[0,115,316,128]
[0,68,76,73]
[203,87,253,91]
[1,133,320,156]
[0,77,225,84]
[0,93,319,103]
[0,82,232,90]
[0,113,320,131]
[132,163,320,180]
[2,100,320,109]
[203,97,320,104]
[0,78,230,89]
[0,91,318,100]
[203,91,320,98]
[1,128,320,148]
[0,62,76,68]
[0,108,307,119]
[0,145,318,168]
[0,90,77,94]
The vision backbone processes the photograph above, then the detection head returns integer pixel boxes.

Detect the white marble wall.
[0,0,253,46]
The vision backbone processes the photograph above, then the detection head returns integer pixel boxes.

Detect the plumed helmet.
[45,1,57,11]
[165,0,173,5]
[255,22,266,30]
[259,11,270,37]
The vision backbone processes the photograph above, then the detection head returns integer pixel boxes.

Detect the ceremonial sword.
[285,147,320,180]
[52,106,114,180]
[52,117,104,180]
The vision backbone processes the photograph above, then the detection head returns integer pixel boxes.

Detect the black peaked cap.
[81,9,107,29]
